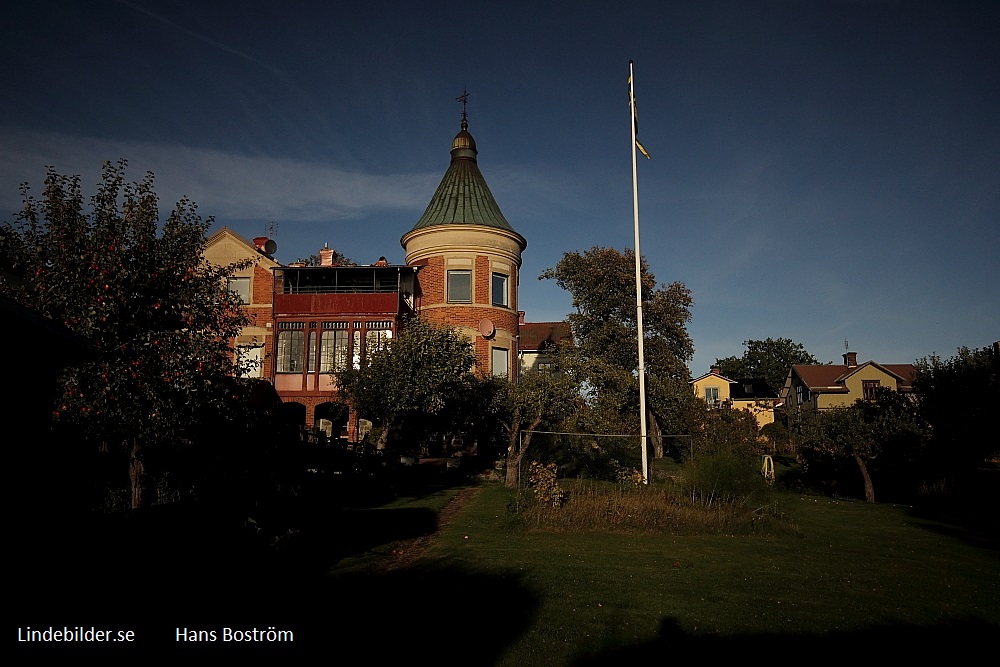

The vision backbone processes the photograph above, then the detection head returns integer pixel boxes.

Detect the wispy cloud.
[114,0,267,68]
[0,129,439,223]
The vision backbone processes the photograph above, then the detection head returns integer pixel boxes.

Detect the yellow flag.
[635,139,650,159]
[628,75,650,159]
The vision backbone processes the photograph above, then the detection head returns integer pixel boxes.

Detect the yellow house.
[781,351,915,414]
[690,367,777,428]
[691,367,732,407]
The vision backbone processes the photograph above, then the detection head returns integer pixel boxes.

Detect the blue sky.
[3,0,997,375]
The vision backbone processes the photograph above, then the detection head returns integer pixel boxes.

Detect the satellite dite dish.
[478,318,495,338]
[263,239,278,255]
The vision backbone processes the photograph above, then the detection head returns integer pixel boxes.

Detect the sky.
[3,0,997,376]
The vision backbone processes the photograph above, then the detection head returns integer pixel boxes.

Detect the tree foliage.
[797,388,926,503]
[334,317,476,451]
[914,345,1000,475]
[1,161,253,508]
[489,366,581,488]
[683,407,769,503]
[540,246,694,440]
[715,338,819,394]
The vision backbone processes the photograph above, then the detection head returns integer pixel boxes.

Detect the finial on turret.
[456,87,470,130]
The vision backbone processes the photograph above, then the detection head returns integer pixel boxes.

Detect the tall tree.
[1,161,253,509]
[540,246,694,442]
[334,317,476,451]
[715,338,819,394]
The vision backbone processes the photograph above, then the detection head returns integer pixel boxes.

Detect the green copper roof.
[408,118,518,233]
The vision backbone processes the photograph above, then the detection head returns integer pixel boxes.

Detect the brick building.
[401,111,526,378]
[208,111,532,437]
[204,228,279,378]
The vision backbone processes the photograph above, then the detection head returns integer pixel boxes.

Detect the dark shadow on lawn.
[571,616,1000,663]
[906,481,1000,555]
[13,482,537,659]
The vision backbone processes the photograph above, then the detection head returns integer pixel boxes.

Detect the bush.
[761,421,793,455]
[681,451,769,506]
[522,431,643,483]
[527,461,567,508]
[682,409,768,505]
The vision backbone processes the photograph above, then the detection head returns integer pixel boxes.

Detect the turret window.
[447,270,472,303]
[492,272,508,307]
[492,347,509,377]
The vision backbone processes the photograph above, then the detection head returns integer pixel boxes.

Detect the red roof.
[519,321,572,352]
[792,361,915,393]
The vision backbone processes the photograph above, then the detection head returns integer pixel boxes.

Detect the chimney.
[710,366,720,375]
[843,351,858,368]
[253,237,268,252]
[518,311,525,325]
[318,243,334,267]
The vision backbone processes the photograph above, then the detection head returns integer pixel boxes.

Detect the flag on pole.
[628,75,650,159]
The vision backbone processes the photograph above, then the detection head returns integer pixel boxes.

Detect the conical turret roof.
[407,116,520,235]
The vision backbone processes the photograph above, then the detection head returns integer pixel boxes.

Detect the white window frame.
[491,347,509,377]
[491,272,508,308]
[227,276,251,304]
[320,329,350,373]
[447,270,472,303]
[276,330,304,373]
[236,344,263,379]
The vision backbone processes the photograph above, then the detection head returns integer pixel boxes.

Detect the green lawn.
[15,475,996,660]
[326,481,999,664]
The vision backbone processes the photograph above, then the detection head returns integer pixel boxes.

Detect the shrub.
[683,408,768,505]
[527,461,567,508]
[682,451,769,506]
[761,420,793,455]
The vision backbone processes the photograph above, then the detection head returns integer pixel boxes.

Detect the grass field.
[326,480,999,664]
[14,468,998,660]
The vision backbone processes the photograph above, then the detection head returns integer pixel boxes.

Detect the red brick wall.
[252,265,273,309]
[415,256,446,304]
[413,253,520,378]
[475,256,489,305]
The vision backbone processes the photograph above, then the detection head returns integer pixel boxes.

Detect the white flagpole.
[629,60,650,485]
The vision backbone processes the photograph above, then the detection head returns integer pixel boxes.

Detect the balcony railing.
[281,284,397,294]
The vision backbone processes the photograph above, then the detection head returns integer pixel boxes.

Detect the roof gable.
[690,371,735,384]
[520,321,572,352]
[205,227,280,268]
[792,361,916,392]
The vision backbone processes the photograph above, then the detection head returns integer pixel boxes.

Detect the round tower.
[401,111,526,378]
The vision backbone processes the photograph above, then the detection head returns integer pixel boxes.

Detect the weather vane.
[456,87,469,127]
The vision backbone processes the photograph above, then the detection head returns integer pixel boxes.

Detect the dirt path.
[380,485,481,571]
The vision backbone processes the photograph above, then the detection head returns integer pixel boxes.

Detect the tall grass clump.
[513,410,799,535]
[516,470,796,537]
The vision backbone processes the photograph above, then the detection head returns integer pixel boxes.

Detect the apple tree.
[1,160,253,509]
